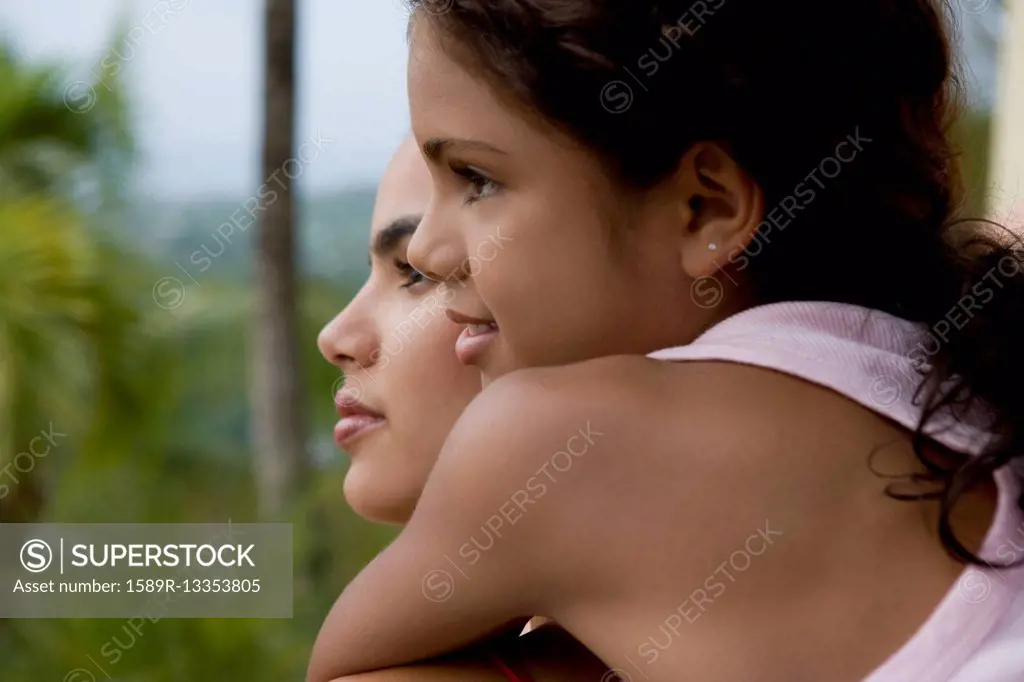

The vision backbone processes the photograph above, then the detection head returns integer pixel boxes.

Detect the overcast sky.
[0,0,412,199]
[0,1,1002,200]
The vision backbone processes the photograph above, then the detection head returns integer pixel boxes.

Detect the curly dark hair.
[407,0,1024,567]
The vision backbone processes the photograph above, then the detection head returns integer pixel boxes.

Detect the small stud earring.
[708,242,718,251]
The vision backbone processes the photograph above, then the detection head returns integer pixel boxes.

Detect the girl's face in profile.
[318,138,481,525]
[406,17,708,381]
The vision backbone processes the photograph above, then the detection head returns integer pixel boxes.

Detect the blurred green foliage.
[950,107,993,218]
[0,40,394,681]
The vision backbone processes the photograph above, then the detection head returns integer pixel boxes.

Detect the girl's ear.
[673,142,764,278]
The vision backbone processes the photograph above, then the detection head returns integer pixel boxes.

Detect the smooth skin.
[318,135,482,525]
[307,18,998,682]
[318,136,608,681]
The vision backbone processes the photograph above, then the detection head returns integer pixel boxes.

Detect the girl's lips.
[445,308,495,326]
[334,415,386,450]
[333,393,386,450]
[445,309,499,365]
[454,323,499,366]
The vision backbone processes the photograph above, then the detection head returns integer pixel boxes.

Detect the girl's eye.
[395,260,427,290]
[451,165,501,205]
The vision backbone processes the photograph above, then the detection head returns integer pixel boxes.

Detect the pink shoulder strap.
[649,301,990,454]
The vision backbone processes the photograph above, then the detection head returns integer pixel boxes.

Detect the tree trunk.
[252,0,306,521]
[990,0,1023,221]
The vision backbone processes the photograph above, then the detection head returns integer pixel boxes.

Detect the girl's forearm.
[328,623,608,682]
[328,658,512,682]
[307,587,529,682]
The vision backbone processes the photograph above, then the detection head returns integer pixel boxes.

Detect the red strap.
[489,650,532,682]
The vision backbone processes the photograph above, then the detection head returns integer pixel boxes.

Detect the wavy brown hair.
[407,0,1024,567]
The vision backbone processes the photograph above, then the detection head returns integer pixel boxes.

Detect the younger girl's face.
[406,18,707,381]
[317,138,482,525]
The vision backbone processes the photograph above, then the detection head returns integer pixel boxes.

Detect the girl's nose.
[406,205,467,285]
[317,290,379,373]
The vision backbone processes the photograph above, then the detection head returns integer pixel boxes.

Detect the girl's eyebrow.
[370,216,421,261]
[421,137,506,163]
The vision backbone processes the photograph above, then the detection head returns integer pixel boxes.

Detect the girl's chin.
[342,469,419,526]
[476,347,519,386]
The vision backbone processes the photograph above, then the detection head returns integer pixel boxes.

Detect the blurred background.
[0,0,1017,679]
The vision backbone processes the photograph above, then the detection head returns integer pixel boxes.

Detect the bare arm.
[307,369,610,681]
[331,624,610,682]
[331,660,510,682]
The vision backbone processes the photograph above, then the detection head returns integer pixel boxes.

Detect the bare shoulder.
[444,354,672,473]
[427,355,718,538]
[458,352,867,475]
[427,354,882,606]
[461,351,888,523]
[428,358,633,503]
[422,354,677,549]
[446,353,788,483]
[467,353,677,422]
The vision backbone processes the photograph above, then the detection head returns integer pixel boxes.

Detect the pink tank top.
[648,301,1024,681]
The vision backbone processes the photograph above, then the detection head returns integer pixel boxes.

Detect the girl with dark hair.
[311,2,1024,680]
